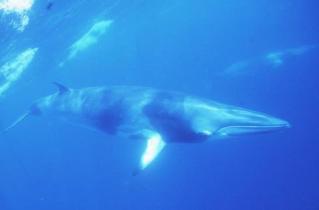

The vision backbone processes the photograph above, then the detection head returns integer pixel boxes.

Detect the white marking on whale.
[5,84,290,174]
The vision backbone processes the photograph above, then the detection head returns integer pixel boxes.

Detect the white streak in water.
[0,0,34,31]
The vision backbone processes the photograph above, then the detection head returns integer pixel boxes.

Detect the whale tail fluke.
[2,112,30,134]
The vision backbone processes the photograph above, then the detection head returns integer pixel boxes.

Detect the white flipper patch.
[140,133,166,171]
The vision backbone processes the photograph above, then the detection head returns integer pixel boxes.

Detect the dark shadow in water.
[46,1,54,11]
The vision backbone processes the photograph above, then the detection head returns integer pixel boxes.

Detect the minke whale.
[59,19,113,67]
[224,44,317,76]
[0,47,38,97]
[5,84,290,174]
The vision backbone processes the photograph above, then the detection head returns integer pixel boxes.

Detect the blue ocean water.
[0,0,318,209]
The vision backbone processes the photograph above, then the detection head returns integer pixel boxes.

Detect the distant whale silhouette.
[0,48,38,97]
[5,84,290,174]
[224,44,317,76]
[59,20,113,67]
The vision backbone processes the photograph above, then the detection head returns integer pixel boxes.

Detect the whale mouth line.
[226,124,291,129]
[216,123,290,136]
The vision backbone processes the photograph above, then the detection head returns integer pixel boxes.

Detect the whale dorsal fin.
[133,131,166,176]
[53,82,70,95]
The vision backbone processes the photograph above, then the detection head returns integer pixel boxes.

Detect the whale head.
[212,106,290,137]
[185,98,290,138]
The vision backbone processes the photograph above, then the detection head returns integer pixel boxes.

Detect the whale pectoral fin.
[133,133,166,175]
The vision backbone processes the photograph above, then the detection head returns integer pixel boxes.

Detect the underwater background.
[0,0,319,209]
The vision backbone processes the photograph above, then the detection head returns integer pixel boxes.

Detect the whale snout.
[214,109,290,137]
[266,117,290,128]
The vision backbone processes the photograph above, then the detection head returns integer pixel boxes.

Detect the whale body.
[8,84,290,174]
